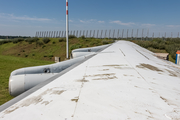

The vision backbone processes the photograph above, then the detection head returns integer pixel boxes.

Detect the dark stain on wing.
[76,78,89,82]
[85,73,115,77]
[3,89,65,116]
[71,96,79,102]
[93,76,117,80]
[165,69,177,77]
[136,64,163,72]
[85,73,117,80]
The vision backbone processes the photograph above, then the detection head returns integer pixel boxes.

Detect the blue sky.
[0,0,180,37]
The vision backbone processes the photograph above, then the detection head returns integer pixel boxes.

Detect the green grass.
[0,38,114,61]
[0,55,53,105]
[147,47,167,53]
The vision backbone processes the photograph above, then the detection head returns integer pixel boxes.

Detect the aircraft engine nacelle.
[71,44,109,58]
[8,44,110,96]
[9,55,88,96]
[9,73,56,96]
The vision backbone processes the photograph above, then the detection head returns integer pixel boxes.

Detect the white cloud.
[166,25,180,28]
[79,19,96,23]
[80,20,86,23]
[69,20,73,22]
[0,13,51,22]
[141,24,155,27]
[98,21,105,23]
[110,20,135,26]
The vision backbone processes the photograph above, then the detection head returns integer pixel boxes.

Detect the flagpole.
[66,0,69,59]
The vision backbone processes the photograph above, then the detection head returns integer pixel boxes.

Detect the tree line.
[0,35,30,39]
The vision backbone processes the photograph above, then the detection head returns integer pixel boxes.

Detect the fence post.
[53,31,55,38]
[79,30,81,37]
[136,29,138,40]
[131,29,133,40]
[97,30,99,38]
[86,30,88,38]
[64,31,66,38]
[127,29,129,40]
[36,32,38,37]
[56,31,58,38]
[146,29,149,41]
[83,30,85,37]
[35,32,37,37]
[152,32,154,40]
[112,30,115,39]
[58,31,61,37]
[45,31,47,37]
[100,30,103,39]
[105,30,107,38]
[90,30,92,38]
[122,29,124,39]
[109,30,111,39]
[117,29,119,39]
[44,31,46,37]
[141,29,144,40]
[76,30,78,38]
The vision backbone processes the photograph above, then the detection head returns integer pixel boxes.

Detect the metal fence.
[35,29,180,40]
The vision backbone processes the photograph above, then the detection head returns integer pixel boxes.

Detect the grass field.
[0,37,113,61]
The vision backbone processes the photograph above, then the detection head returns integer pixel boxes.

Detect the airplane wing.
[0,40,180,120]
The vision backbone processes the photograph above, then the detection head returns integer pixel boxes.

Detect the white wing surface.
[0,40,180,120]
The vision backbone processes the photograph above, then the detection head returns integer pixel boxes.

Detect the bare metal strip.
[135,49,149,60]
[119,48,125,56]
